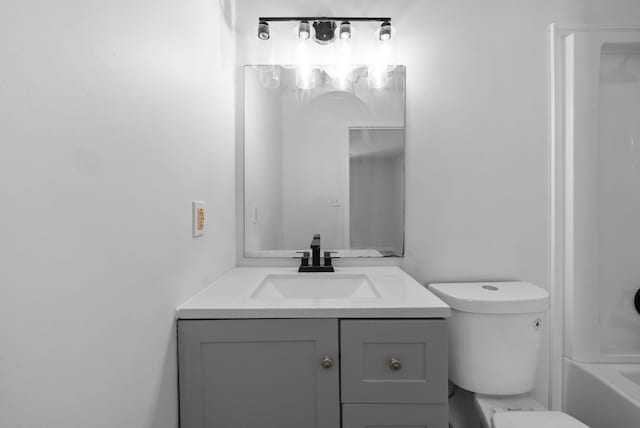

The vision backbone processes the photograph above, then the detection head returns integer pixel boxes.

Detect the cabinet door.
[179,319,339,428]
[342,404,448,428]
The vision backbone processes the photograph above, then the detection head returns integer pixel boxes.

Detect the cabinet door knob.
[321,356,334,369]
[390,358,402,371]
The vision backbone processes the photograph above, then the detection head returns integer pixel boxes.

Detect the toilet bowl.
[491,411,589,428]
[428,281,589,428]
[474,394,588,428]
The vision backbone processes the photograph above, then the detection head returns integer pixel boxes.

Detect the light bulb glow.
[298,21,311,40]
[333,75,351,90]
[259,65,280,89]
[339,21,351,40]
[327,65,353,90]
[379,21,392,41]
[368,65,389,89]
[296,66,316,90]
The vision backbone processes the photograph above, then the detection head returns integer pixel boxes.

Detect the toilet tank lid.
[427,282,549,314]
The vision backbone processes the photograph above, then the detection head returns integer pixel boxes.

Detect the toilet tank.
[428,282,549,395]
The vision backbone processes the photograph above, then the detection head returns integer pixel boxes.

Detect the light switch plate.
[192,201,205,237]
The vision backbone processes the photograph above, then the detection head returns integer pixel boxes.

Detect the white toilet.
[428,281,588,428]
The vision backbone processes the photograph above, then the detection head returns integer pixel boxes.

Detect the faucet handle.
[295,251,310,267]
[323,251,338,267]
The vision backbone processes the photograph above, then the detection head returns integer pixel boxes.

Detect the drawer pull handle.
[390,358,402,371]
[321,356,334,369]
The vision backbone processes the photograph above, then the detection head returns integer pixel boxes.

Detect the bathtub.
[564,358,640,428]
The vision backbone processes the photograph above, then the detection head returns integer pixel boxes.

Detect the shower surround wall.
[0,1,236,427]
[552,27,640,427]
[597,46,640,357]
[554,28,640,367]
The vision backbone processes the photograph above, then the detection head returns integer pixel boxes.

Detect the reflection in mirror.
[244,65,405,258]
[349,128,404,257]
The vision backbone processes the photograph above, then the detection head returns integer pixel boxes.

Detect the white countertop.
[177,267,450,319]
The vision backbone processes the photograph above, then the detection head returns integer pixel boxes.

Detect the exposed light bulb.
[379,21,392,41]
[257,21,270,40]
[339,21,351,40]
[298,20,310,40]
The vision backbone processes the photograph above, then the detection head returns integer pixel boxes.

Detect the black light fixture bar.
[259,17,391,23]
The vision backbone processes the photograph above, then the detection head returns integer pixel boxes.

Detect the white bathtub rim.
[568,359,640,409]
[568,352,640,365]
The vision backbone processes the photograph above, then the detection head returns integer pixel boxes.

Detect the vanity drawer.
[342,404,448,428]
[340,319,447,404]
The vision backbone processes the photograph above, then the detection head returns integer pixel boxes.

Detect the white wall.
[279,71,403,251]
[244,67,284,252]
[281,90,368,250]
[0,1,236,427]
[235,0,640,419]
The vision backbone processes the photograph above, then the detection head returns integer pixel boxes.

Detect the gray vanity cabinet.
[178,319,340,428]
[340,319,448,404]
[342,404,449,428]
[178,318,447,428]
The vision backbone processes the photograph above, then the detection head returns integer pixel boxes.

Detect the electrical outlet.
[192,201,205,237]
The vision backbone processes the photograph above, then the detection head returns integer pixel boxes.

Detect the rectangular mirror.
[244,65,405,258]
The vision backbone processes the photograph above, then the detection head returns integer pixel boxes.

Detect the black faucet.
[310,234,321,266]
[298,234,335,273]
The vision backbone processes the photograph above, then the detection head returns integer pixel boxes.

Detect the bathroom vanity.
[177,267,450,428]
[181,62,450,427]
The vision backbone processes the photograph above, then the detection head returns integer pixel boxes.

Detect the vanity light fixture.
[339,21,352,40]
[257,20,270,40]
[298,20,311,40]
[256,17,395,91]
[257,17,391,45]
[379,20,392,41]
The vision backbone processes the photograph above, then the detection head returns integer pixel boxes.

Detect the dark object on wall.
[313,21,336,44]
[635,288,640,315]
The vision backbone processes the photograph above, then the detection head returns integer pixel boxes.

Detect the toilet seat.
[492,411,589,428]
[474,394,589,428]
[474,394,545,427]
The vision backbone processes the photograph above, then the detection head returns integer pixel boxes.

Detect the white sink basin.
[250,274,381,300]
